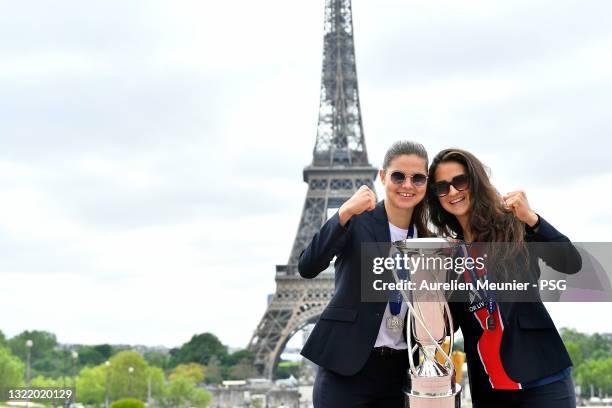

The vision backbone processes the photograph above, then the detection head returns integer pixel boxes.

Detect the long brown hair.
[382,140,430,238]
[427,149,525,263]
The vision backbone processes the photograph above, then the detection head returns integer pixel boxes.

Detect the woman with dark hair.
[427,148,582,408]
[299,140,429,407]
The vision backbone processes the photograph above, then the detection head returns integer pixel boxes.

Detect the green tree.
[228,359,258,380]
[76,344,115,367]
[191,387,213,407]
[584,333,612,360]
[109,398,146,408]
[93,344,115,360]
[8,330,58,361]
[161,375,212,408]
[104,351,164,402]
[7,330,66,378]
[76,365,106,405]
[0,346,25,388]
[75,353,165,406]
[561,328,612,363]
[143,351,172,370]
[169,363,205,383]
[0,330,6,347]
[564,341,583,368]
[175,333,228,366]
[35,348,73,379]
[225,349,254,366]
[560,328,587,344]
[31,375,65,387]
[276,361,300,380]
[110,351,149,400]
[204,355,222,385]
[561,329,612,396]
[576,357,612,395]
[147,366,166,402]
[162,375,192,407]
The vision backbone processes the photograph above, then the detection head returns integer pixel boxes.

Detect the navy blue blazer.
[449,216,582,401]
[298,200,404,376]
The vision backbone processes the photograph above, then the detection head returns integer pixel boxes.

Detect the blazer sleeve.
[298,211,353,279]
[526,215,582,275]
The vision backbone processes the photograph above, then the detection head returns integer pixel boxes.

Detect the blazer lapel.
[371,200,392,265]
[362,201,392,322]
[371,200,391,243]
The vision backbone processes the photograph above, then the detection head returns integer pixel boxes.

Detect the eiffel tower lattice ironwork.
[248,0,378,379]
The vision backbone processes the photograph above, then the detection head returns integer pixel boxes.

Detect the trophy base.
[403,377,462,408]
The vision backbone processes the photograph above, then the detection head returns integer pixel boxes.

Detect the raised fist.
[338,185,376,226]
[502,190,539,227]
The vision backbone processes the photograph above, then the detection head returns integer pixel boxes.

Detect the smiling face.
[434,161,471,219]
[379,154,428,211]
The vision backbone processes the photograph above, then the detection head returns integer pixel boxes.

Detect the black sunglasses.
[432,174,469,197]
[389,171,428,187]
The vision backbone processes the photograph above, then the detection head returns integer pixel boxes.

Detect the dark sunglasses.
[389,171,428,187]
[432,174,469,197]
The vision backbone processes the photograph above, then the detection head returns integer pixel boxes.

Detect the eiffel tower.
[248,0,377,379]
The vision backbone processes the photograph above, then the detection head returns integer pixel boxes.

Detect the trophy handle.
[406,305,418,373]
[392,260,456,376]
[445,301,455,369]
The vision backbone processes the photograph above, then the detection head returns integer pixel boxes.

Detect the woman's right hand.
[338,185,377,226]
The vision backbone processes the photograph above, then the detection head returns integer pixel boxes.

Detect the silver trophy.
[392,238,461,408]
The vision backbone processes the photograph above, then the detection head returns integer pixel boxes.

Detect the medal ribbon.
[460,245,519,389]
[462,244,496,316]
[389,223,415,315]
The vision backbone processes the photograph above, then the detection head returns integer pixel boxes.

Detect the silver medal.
[386,315,403,332]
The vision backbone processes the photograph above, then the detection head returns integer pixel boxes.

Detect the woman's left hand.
[502,191,539,227]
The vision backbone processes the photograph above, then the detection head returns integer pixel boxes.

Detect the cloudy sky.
[1,0,611,350]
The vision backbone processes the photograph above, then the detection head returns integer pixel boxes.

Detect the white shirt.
[373,222,417,349]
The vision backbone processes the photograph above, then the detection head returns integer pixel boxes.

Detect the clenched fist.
[338,185,377,226]
[502,190,539,227]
